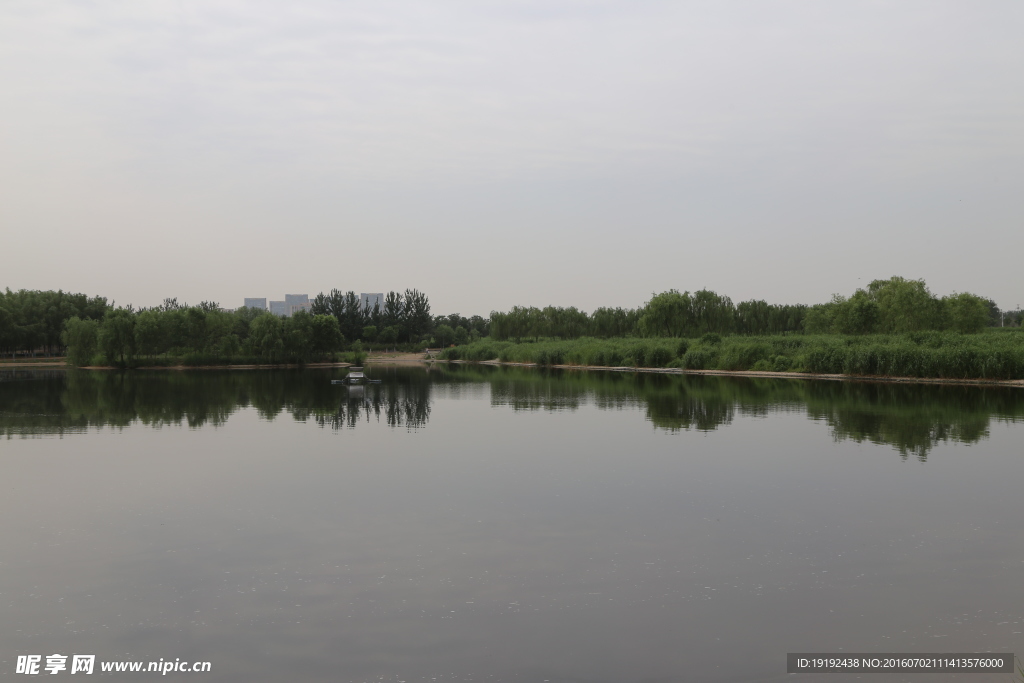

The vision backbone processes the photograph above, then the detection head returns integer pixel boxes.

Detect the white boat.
[346,371,365,384]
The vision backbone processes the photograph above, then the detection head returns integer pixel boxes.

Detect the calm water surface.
[2,366,1023,682]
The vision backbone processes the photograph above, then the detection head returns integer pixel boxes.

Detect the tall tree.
[98,308,137,365]
[62,317,99,367]
[403,289,431,343]
[341,291,364,342]
[868,277,940,333]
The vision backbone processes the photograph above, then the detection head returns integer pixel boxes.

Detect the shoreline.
[444,359,1024,388]
[6,357,1023,387]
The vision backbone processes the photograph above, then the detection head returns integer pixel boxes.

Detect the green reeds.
[440,331,1024,380]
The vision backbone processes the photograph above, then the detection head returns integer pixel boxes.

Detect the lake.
[2,365,1022,682]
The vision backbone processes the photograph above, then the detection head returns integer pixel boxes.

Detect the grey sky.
[2,1,1022,315]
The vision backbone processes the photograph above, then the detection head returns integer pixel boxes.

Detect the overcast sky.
[2,1,1022,315]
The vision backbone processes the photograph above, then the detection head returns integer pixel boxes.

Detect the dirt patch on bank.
[366,352,428,362]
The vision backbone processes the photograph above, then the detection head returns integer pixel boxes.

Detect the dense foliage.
[804,277,998,334]
[3,276,1020,367]
[487,277,1015,342]
[306,289,490,348]
[62,302,346,367]
[309,288,434,345]
[0,288,110,358]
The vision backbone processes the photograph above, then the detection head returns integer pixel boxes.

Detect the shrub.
[682,346,717,370]
[699,333,722,345]
[648,346,673,368]
[772,355,792,372]
[716,342,770,370]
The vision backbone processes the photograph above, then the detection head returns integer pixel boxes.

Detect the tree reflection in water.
[456,366,1024,460]
[2,365,1021,459]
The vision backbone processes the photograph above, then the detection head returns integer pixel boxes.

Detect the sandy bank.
[438,359,1024,388]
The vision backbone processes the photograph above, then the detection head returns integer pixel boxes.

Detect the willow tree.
[638,290,693,337]
[941,292,990,333]
[62,317,100,366]
[98,308,137,365]
[868,277,941,333]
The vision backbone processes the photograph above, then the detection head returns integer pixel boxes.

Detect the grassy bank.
[439,330,1024,380]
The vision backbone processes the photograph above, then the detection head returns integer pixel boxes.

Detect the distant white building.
[243,298,267,310]
[289,302,314,316]
[269,301,288,316]
[285,294,309,306]
[360,292,383,312]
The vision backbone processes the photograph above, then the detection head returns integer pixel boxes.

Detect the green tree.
[379,325,399,346]
[340,291,364,342]
[942,292,989,333]
[382,291,403,331]
[134,310,164,357]
[185,307,209,351]
[249,314,284,361]
[162,308,189,351]
[61,316,99,366]
[435,324,455,347]
[638,290,693,337]
[311,315,344,358]
[403,289,432,342]
[284,310,313,359]
[803,304,833,334]
[830,290,879,334]
[691,289,734,334]
[98,308,137,365]
[869,277,939,333]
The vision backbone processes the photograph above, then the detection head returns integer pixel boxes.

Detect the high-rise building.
[262,294,311,317]
[243,298,267,310]
[360,293,383,312]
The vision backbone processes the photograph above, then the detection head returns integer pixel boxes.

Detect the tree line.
[487,277,1015,342]
[1,276,1019,362]
[0,288,110,358]
[62,299,347,367]
[55,287,484,366]
[803,277,1003,334]
[309,289,432,346]
[306,289,491,348]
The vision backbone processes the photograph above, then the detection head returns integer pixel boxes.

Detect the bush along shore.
[439,331,1024,381]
